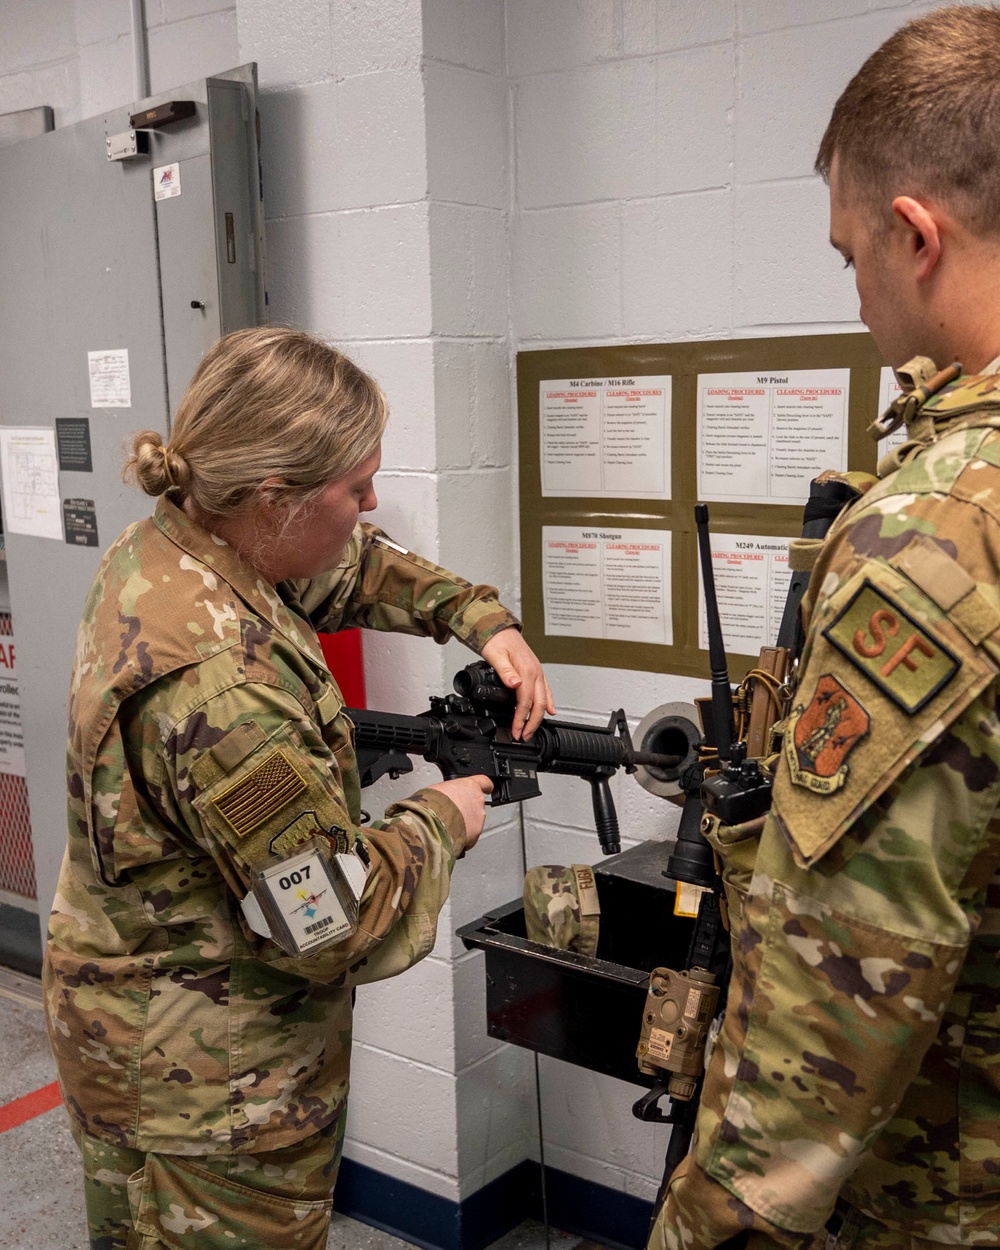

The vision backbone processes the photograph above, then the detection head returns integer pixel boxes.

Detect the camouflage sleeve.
[153,679,466,987]
[288,522,520,653]
[651,556,1000,1246]
[653,690,1000,1247]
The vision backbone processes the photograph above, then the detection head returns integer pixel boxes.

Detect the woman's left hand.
[480,628,555,740]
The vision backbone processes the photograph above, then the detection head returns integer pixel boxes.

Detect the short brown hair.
[816,5,1000,236]
[124,327,387,515]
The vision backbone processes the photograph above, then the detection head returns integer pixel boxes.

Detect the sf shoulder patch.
[822,579,959,712]
[786,674,870,795]
[212,748,308,839]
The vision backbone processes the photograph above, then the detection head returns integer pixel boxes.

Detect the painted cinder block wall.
[0,0,945,1240]
[238,0,536,1208]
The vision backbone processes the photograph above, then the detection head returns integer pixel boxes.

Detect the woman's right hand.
[426,775,493,851]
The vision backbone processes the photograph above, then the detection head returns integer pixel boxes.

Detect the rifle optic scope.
[452,664,515,708]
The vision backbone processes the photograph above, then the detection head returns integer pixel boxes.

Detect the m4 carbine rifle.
[345,662,672,856]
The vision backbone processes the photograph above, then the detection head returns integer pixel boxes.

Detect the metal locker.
[0,64,266,967]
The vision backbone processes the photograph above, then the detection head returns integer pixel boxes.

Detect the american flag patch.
[212,749,307,839]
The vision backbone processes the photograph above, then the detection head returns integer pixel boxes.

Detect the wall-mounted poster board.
[517,333,891,678]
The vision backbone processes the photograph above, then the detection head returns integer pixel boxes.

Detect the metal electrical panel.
[0,65,266,961]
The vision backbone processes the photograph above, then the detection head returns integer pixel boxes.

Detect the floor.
[0,965,594,1250]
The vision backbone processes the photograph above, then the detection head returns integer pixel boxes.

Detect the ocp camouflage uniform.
[43,496,519,1250]
[650,371,1000,1250]
[523,864,601,957]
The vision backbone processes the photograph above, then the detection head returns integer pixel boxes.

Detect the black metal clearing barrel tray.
[457,838,695,1087]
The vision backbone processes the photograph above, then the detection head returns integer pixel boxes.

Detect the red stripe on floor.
[0,1081,62,1133]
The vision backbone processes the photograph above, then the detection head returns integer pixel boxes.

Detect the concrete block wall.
[239,0,535,1211]
[506,0,943,1207]
[422,3,537,1200]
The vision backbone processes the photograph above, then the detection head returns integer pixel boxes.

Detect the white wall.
[0,0,948,1226]
[237,0,537,1205]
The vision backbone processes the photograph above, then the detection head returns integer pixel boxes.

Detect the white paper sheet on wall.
[88,348,131,408]
[697,532,791,657]
[0,426,62,540]
[697,368,849,505]
[540,375,672,499]
[542,524,672,644]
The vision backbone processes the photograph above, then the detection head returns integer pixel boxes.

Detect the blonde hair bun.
[122,328,387,515]
[123,431,187,498]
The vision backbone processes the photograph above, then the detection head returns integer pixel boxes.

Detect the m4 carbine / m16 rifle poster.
[517,333,902,677]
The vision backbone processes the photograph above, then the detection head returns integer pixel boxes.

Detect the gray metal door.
[0,65,266,966]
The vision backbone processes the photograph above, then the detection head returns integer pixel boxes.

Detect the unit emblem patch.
[270,810,324,857]
[786,674,870,795]
[822,579,959,712]
[270,812,353,858]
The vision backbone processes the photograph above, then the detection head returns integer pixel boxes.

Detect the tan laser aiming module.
[635,966,721,1100]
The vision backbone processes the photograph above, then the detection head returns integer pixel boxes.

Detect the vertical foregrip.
[589,776,621,855]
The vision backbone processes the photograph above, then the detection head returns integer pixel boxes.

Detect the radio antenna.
[694,504,735,762]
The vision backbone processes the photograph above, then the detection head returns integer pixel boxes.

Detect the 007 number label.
[278,864,312,891]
